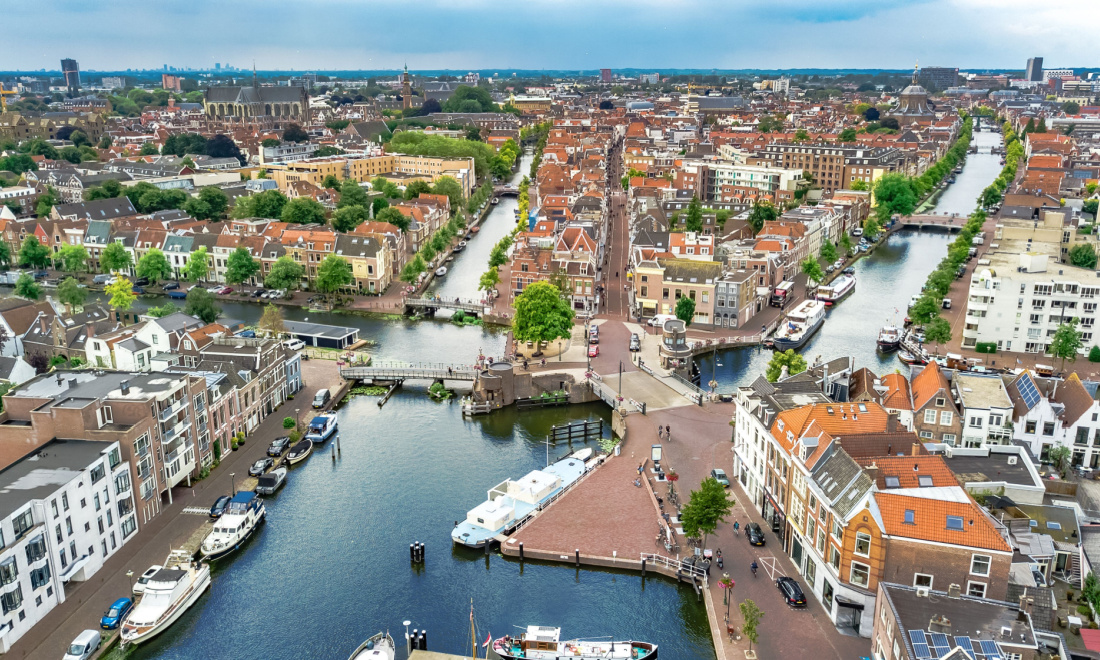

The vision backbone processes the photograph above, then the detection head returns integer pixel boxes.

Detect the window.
[29,564,50,590]
[946,516,964,531]
[850,561,870,588]
[829,546,841,570]
[1025,421,1037,434]
[11,509,33,541]
[967,582,986,598]
[936,397,946,407]
[942,434,956,445]
[25,535,46,563]
[914,574,933,589]
[0,559,16,586]
[969,416,984,428]
[918,475,934,487]
[919,431,934,439]
[854,532,872,557]
[924,409,937,424]
[904,510,915,525]
[940,411,953,426]
[971,554,991,576]
[1043,422,1055,436]
[1,585,22,614]
[831,520,843,543]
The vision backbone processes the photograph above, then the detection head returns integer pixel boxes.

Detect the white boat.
[491,626,656,660]
[200,491,265,560]
[255,467,287,495]
[305,413,338,443]
[349,632,395,660]
[286,438,313,465]
[120,550,211,646]
[877,325,902,352]
[816,274,855,306]
[771,300,827,351]
[435,266,448,277]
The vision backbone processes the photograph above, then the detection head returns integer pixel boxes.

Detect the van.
[93,274,111,285]
[312,389,331,409]
[648,314,676,328]
[63,630,101,660]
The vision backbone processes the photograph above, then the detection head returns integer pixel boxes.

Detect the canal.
[697,126,1004,391]
[127,151,715,660]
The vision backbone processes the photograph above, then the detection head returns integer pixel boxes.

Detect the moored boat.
[435,266,448,277]
[286,439,313,465]
[348,632,395,660]
[305,413,338,443]
[491,197,500,205]
[255,467,287,495]
[815,274,855,306]
[897,349,927,366]
[490,626,656,660]
[200,491,265,560]
[877,325,902,352]
[771,300,826,351]
[120,550,211,646]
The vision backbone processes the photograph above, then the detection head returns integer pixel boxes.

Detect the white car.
[132,565,162,595]
[63,630,101,660]
[283,339,305,351]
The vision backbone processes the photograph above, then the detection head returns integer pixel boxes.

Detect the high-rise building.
[600,68,612,83]
[1025,57,1044,82]
[215,63,221,70]
[162,73,182,92]
[60,58,80,95]
[916,67,959,91]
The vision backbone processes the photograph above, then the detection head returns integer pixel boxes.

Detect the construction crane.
[0,83,15,111]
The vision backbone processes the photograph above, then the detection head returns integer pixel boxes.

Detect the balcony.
[158,399,184,422]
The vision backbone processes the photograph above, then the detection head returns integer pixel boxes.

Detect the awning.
[641,301,657,310]
[60,554,92,583]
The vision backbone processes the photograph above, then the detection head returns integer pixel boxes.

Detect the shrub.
[283,416,296,429]
[1089,346,1100,363]
[1078,604,1092,616]
[975,342,998,354]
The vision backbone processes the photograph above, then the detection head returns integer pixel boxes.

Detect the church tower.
[402,64,412,111]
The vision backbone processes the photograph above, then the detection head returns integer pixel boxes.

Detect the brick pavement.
[13,360,344,660]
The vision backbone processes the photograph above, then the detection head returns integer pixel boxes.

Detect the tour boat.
[815,274,855,306]
[771,300,827,351]
[305,413,338,443]
[255,467,287,495]
[348,632,395,660]
[490,626,657,660]
[200,491,265,560]
[877,325,903,352]
[286,439,313,465]
[435,266,448,277]
[120,550,211,646]
[452,452,589,548]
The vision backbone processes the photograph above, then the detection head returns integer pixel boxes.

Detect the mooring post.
[575,549,580,567]
[519,542,524,562]
[641,557,646,577]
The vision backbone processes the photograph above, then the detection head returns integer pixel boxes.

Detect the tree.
[233,189,288,219]
[331,205,368,233]
[281,197,326,225]
[880,117,900,130]
[105,277,136,317]
[321,174,342,190]
[136,248,172,284]
[1050,321,1083,371]
[838,127,858,142]
[0,243,10,268]
[1063,101,1081,115]
[432,176,464,208]
[14,273,40,300]
[1089,345,1100,363]
[924,316,952,352]
[441,85,497,113]
[185,287,220,323]
[479,266,500,292]
[98,135,112,149]
[316,255,353,297]
[465,127,482,142]
[739,600,764,654]
[58,147,83,164]
[0,154,37,174]
[488,243,508,268]
[259,303,286,337]
[57,277,86,308]
[420,98,442,115]
[265,256,304,293]
[1049,445,1071,474]
[873,173,918,223]
[18,236,50,269]
[863,107,880,121]
[282,123,309,143]
[224,247,260,285]
[513,281,575,344]
[1069,243,1098,269]
[147,302,179,318]
[679,477,734,549]
[183,246,209,282]
[684,196,703,233]
[100,241,132,274]
[748,200,778,234]
[766,349,808,382]
[909,294,941,326]
[55,244,89,274]
[261,138,281,148]
[35,187,57,217]
[404,180,433,200]
[675,296,696,325]
[1035,118,1048,134]
[850,179,869,191]
[1083,199,1098,217]
[337,180,369,209]
[139,142,160,156]
[206,134,245,164]
[375,206,410,232]
[325,119,351,132]
[85,178,123,201]
[820,239,838,263]
[794,128,810,142]
[197,186,229,217]
[801,256,825,285]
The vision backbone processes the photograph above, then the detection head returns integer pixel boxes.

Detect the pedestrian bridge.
[340,362,480,382]
[404,296,486,316]
[493,185,520,197]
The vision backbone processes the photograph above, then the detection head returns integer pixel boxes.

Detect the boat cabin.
[226,491,261,516]
[506,470,561,504]
[466,498,515,532]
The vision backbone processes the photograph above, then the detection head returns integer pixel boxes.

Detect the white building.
[954,373,1015,448]
[0,440,136,653]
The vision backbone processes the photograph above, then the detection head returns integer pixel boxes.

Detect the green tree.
[14,273,40,300]
[261,138,281,148]
[1069,243,1098,269]
[488,243,508,268]
[337,180,369,208]
[197,186,229,217]
[183,246,209,282]
[35,186,57,217]
[924,316,952,353]
[1063,101,1081,115]
[85,178,124,201]
[873,173,918,224]
[147,302,179,318]
[57,277,86,308]
[850,179,869,191]
[432,176,464,208]
[820,239,838,262]
[375,206,410,232]
[18,236,50,269]
[322,174,342,190]
[265,256,304,293]
[739,600,764,653]
[315,255,353,297]
[679,477,735,549]
[282,123,308,143]
[440,85,497,113]
[512,281,575,344]
[55,244,89,274]
[105,277,136,317]
[909,294,941,326]
[980,186,1001,209]
[1049,445,1071,474]
[281,197,326,225]
[0,154,37,174]
[184,287,220,323]
[98,135,112,149]
[400,254,427,283]
[136,248,172,284]
[801,256,825,285]
[748,200,779,234]
[838,128,858,143]
[404,180,433,200]
[315,146,344,157]
[332,205,368,233]
[225,247,260,285]
[1089,345,1100,363]
[1082,199,1098,217]
[478,266,500,292]
[258,303,286,337]
[232,190,288,219]
[140,142,159,156]
[684,196,703,233]
[766,349,808,382]
[0,243,9,268]
[1050,321,1083,371]
[100,241,133,274]
[675,296,696,325]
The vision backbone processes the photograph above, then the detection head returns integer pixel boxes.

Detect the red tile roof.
[875,492,1010,552]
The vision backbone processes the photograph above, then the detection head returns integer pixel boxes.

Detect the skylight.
[904,510,915,524]
[885,476,901,488]
[918,475,934,488]
[946,516,964,531]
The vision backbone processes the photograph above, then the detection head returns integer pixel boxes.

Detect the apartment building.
[758,144,906,194]
[679,158,805,202]
[267,153,475,198]
[0,439,136,653]
[954,373,1015,448]
[909,362,964,445]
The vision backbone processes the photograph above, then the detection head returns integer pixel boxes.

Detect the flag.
[482,632,492,648]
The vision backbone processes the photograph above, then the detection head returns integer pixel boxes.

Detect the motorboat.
[490,627,656,660]
[200,491,265,560]
[435,267,448,277]
[771,300,826,351]
[452,451,590,548]
[305,413,338,443]
[815,274,855,306]
[286,439,313,465]
[877,325,903,352]
[470,226,480,234]
[120,550,211,646]
[458,240,468,249]
[349,632,395,660]
[255,467,287,495]
[452,243,464,253]
[897,349,927,366]
[491,197,500,205]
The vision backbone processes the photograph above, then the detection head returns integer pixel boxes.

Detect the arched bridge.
[493,185,520,197]
[340,362,481,382]
[404,296,487,316]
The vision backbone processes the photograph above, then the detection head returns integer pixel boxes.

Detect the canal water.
[127,151,715,660]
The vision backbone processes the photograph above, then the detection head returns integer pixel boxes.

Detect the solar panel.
[954,636,975,660]
[912,642,932,659]
[930,632,951,654]
[1017,372,1041,409]
[910,630,928,645]
[978,640,1001,660]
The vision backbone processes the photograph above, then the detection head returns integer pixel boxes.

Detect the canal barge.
[305,413,338,443]
[491,626,656,660]
[771,300,826,351]
[200,491,266,560]
[120,550,211,646]
[815,274,855,306]
[348,632,395,660]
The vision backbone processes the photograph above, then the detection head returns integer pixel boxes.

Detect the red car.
[588,344,599,358]
[218,287,234,295]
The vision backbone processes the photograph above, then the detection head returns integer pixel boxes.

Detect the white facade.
[954,374,1015,448]
[732,390,775,509]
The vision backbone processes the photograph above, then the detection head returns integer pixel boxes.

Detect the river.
[127,151,715,660]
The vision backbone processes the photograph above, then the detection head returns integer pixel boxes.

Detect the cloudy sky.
[4,0,1096,72]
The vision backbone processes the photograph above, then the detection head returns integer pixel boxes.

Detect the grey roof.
[163,234,194,254]
[283,320,358,340]
[694,96,746,110]
[0,439,114,521]
[811,448,872,519]
[204,85,306,105]
[955,373,1013,410]
[55,197,137,220]
[150,312,205,333]
[881,583,1036,651]
[116,337,150,352]
[333,234,381,259]
[941,451,1040,489]
[85,220,111,244]
[0,356,28,382]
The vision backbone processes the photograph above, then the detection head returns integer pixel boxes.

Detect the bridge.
[898,213,968,231]
[493,185,520,197]
[404,296,487,316]
[340,362,481,382]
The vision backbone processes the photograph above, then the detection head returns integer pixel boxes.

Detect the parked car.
[825,265,836,274]
[161,281,180,291]
[133,277,150,286]
[132,565,163,595]
[219,286,234,295]
[312,388,331,408]
[776,576,807,607]
[209,495,230,518]
[710,468,730,487]
[629,334,641,352]
[745,522,766,546]
[32,270,48,280]
[249,457,274,477]
[206,285,222,293]
[63,630,102,660]
[131,286,144,294]
[250,289,265,298]
[284,339,305,351]
[268,436,291,456]
[237,330,256,338]
[92,274,111,285]
[100,597,133,630]
[588,344,599,358]
[842,267,856,275]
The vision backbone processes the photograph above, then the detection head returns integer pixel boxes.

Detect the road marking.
[182,506,210,516]
[759,555,783,581]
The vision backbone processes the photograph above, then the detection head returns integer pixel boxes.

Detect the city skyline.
[4,0,1097,72]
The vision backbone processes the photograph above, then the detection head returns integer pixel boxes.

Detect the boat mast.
[470,598,477,660]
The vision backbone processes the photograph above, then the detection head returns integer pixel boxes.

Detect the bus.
[770,281,795,308]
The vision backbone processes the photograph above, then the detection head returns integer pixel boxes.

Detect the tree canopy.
[386,132,495,178]
[226,247,260,284]
[136,247,172,283]
[183,246,209,282]
[873,172,918,223]
[19,236,50,269]
[679,477,735,549]
[375,207,410,232]
[233,190,289,219]
[105,278,136,316]
[14,273,40,300]
[1050,321,1083,371]
[441,86,498,113]
[315,255,353,296]
[748,200,779,234]
[766,349,808,382]
[800,256,825,284]
[1069,243,1098,269]
[513,281,575,344]
[283,123,309,143]
[675,296,696,325]
[281,197,326,225]
[55,244,89,274]
[185,287,220,323]
[58,277,86,308]
[265,256,304,293]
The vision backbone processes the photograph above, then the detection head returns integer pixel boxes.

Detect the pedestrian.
[638,463,644,475]
[666,425,672,441]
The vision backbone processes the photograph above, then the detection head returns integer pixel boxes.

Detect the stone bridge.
[493,185,520,197]
[340,362,480,382]
[404,296,487,316]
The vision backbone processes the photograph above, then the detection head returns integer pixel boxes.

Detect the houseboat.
[771,300,826,351]
[305,413,338,443]
[490,626,656,660]
[200,491,266,560]
[815,274,855,306]
[120,550,211,646]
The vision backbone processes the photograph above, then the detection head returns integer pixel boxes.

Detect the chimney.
[912,442,921,456]
[928,614,952,634]
[120,380,130,395]
[38,315,47,334]
[864,462,879,483]
[947,583,961,598]
[85,321,95,339]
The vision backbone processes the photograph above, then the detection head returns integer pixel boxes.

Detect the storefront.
[761,489,786,547]
[787,531,875,638]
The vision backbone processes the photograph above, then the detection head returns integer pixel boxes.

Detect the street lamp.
[126,570,134,594]
[295,408,300,433]
[229,473,236,497]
